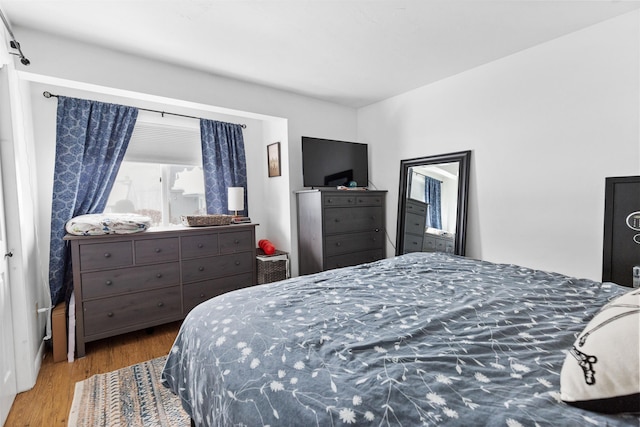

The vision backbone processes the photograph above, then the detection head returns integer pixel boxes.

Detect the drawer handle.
[155,248,161,253]
[327,198,333,203]
[234,239,240,244]
[375,228,380,232]
[199,293,205,298]
[105,280,113,286]
[156,273,163,278]
[157,302,164,308]
[197,243,204,248]
[334,218,340,222]
[235,260,241,266]
[198,266,205,271]
[347,199,353,203]
[336,242,342,247]
[107,312,114,318]
[104,253,111,258]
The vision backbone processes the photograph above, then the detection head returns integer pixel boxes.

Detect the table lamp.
[228,187,244,217]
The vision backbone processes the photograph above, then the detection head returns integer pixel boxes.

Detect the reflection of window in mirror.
[408,163,459,235]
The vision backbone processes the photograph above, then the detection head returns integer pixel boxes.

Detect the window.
[105,115,204,226]
[106,162,205,226]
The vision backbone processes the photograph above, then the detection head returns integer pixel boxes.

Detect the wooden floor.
[4,321,182,427]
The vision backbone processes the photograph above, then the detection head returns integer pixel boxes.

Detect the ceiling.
[2,0,639,108]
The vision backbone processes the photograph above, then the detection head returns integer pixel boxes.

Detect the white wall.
[360,11,640,281]
[3,27,357,391]
[16,26,358,270]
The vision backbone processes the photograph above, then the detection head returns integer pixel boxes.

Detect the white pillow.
[560,288,640,414]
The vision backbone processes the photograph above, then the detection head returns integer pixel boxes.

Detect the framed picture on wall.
[267,142,281,177]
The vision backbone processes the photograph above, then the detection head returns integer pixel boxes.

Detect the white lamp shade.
[228,187,244,212]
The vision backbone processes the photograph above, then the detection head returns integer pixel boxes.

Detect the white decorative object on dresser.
[65,224,257,357]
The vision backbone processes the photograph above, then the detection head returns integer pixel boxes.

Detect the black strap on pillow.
[566,392,640,415]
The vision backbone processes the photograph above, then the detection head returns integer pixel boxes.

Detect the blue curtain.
[200,119,248,215]
[424,176,442,229]
[48,96,138,305]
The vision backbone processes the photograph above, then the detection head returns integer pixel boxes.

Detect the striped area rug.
[68,356,190,427]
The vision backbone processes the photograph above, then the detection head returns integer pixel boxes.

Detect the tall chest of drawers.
[296,189,386,275]
[66,224,256,357]
[402,199,427,253]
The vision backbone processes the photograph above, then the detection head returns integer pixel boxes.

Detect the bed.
[161,252,639,426]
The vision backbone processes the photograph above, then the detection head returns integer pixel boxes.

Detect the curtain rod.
[412,169,442,182]
[42,91,247,129]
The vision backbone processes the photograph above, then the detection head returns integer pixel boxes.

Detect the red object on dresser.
[258,239,276,255]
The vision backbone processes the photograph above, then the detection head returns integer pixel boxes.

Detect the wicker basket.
[181,214,232,227]
[256,248,289,284]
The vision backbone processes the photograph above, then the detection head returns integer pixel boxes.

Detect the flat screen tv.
[302,137,369,188]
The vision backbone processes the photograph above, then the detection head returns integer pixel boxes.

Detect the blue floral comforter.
[162,252,637,426]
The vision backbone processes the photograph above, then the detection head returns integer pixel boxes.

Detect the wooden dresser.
[296,189,386,275]
[65,224,257,357]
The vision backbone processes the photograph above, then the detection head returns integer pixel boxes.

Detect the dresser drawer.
[355,194,384,206]
[183,272,254,313]
[219,230,253,254]
[182,251,254,283]
[406,200,427,215]
[82,286,181,336]
[135,237,179,264]
[323,194,357,207]
[79,241,133,271]
[81,262,179,299]
[324,206,383,234]
[404,211,426,235]
[403,235,424,253]
[325,249,384,270]
[325,230,383,257]
[181,233,219,258]
[423,235,437,252]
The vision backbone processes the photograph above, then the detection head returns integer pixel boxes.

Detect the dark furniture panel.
[82,286,182,336]
[325,231,383,257]
[603,176,640,287]
[182,252,254,283]
[79,241,133,270]
[404,212,426,235]
[355,194,385,206]
[325,249,384,270]
[181,233,220,258]
[66,224,257,357]
[134,237,180,264]
[403,234,424,253]
[297,189,386,275]
[219,230,253,254]
[402,199,427,254]
[81,262,179,299]
[323,194,357,207]
[323,206,384,234]
[183,272,254,313]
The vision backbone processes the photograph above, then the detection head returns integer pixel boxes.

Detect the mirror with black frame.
[395,151,471,256]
